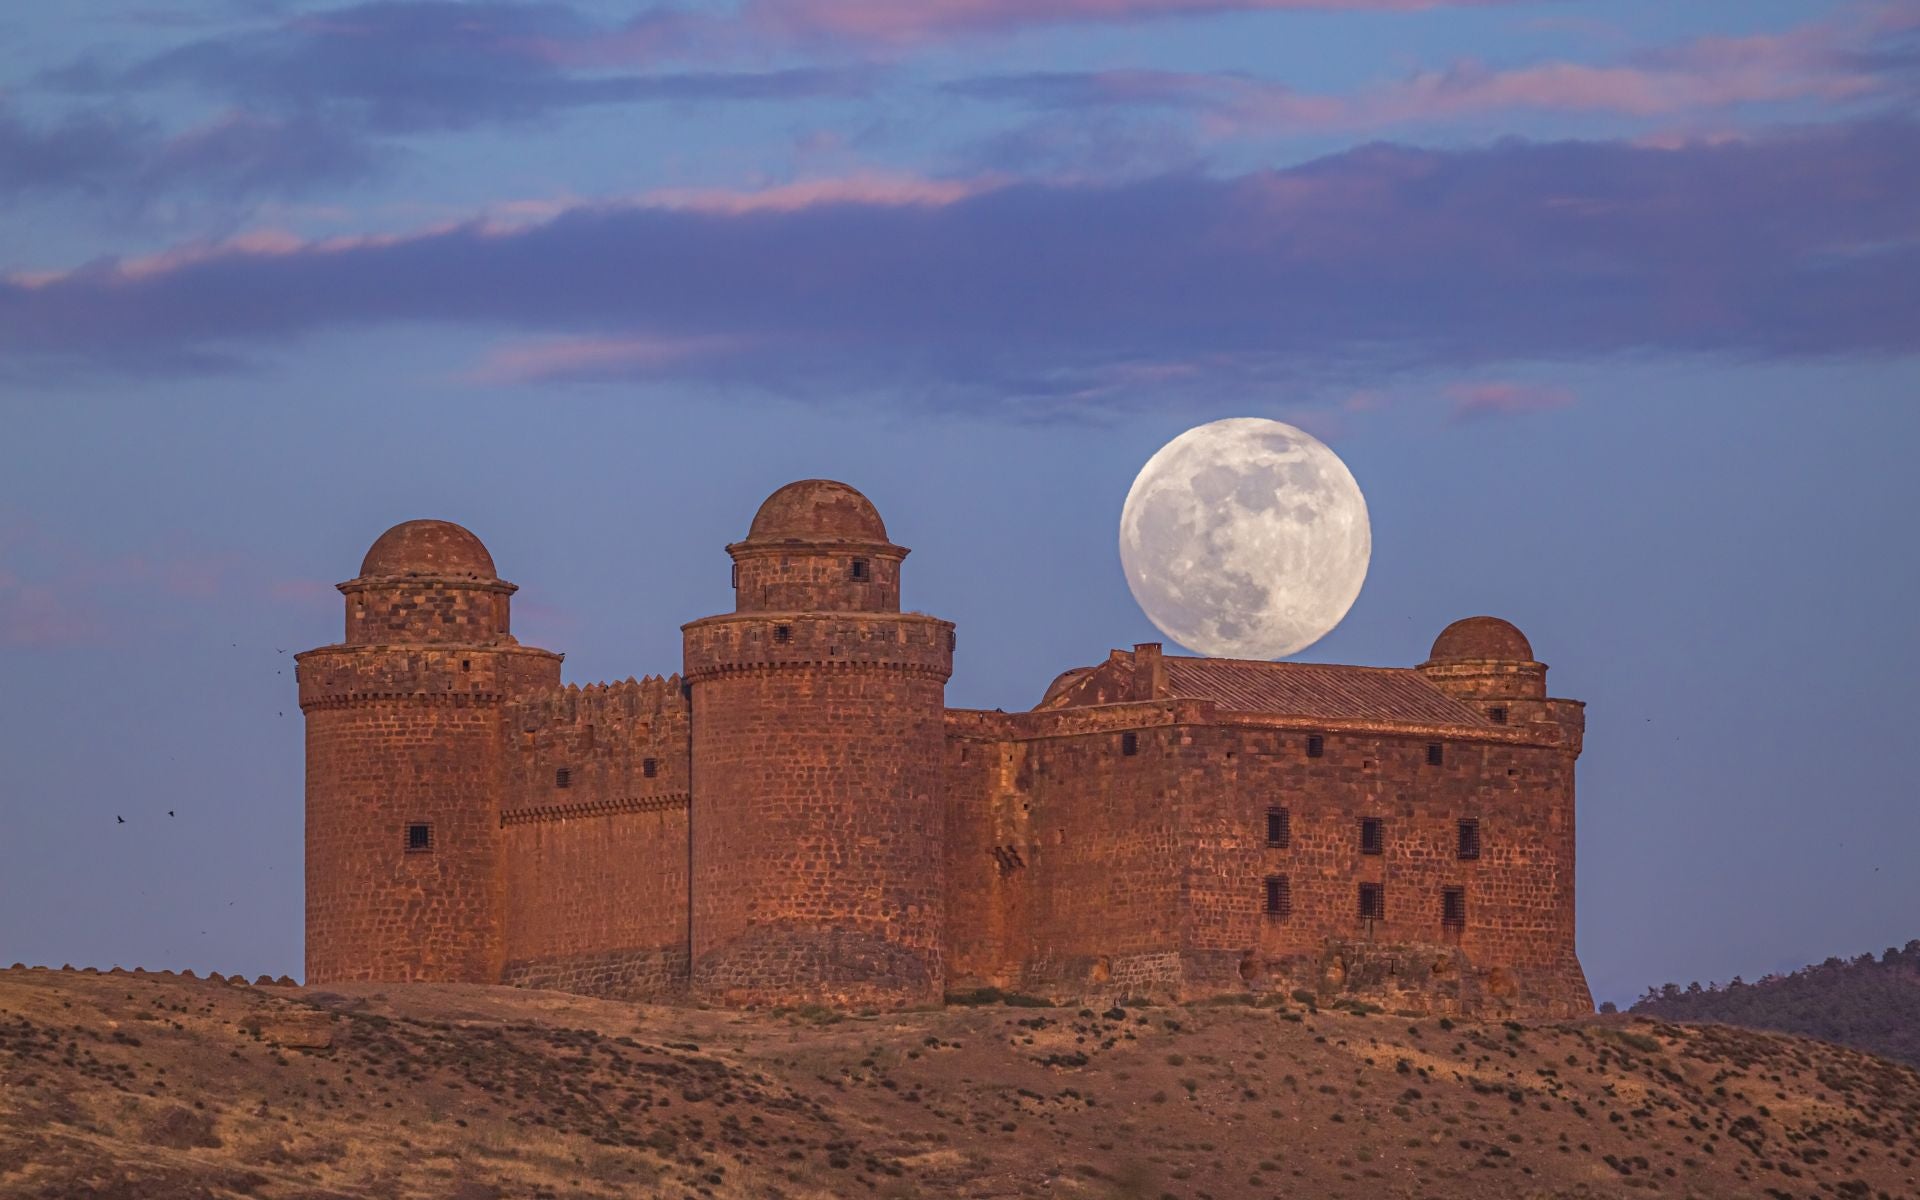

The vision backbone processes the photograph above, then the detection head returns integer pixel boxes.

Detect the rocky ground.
[3,967,1918,1199]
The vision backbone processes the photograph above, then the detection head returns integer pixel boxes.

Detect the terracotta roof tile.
[1152,656,1488,725]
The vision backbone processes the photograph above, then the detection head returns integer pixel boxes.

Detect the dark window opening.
[1306,734,1325,758]
[1488,705,1507,725]
[1442,887,1467,930]
[1359,882,1385,922]
[460,659,470,673]
[730,564,740,589]
[1457,818,1482,860]
[773,624,792,644]
[850,558,870,581]
[643,758,658,779]
[1360,816,1384,855]
[1266,806,1291,848]
[1121,731,1139,756]
[555,768,571,789]
[1265,875,1292,917]
[405,823,432,853]
[1427,742,1445,766]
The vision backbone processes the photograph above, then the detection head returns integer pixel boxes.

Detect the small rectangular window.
[1359,882,1385,922]
[1457,818,1481,861]
[1442,886,1467,930]
[1360,816,1384,855]
[1427,742,1445,766]
[405,823,432,853]
[850,558,870,581]
[555,768,571,789]
[461,659,470,673]
[730,564,740,589]
[1121,731,1139,756]
[773,624,792,644]
[1265,875,1292,917]
[643,758,658,779]
[1306,734,1325,759]
[1266,806,1290,848]
[1487,706,1507,725]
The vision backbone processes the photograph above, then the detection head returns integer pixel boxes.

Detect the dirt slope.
[3,967,1918,1199]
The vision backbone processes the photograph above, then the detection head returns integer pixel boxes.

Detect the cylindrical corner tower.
[683,480,953,1009]
[296,519,560,985]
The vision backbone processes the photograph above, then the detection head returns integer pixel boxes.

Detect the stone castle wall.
[297,643,560,985]
[683,612,953,1009]
[498,678,692,999]
[301,505,1592,1018]
[943,703,1591,1017]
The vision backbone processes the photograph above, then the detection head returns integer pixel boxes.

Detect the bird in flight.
[116,816,125,824]
[168,810,175,818]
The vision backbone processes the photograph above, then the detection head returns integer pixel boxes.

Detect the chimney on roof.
[1131,642,1167,700]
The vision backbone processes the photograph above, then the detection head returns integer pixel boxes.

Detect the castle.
[298,479,1592,1017]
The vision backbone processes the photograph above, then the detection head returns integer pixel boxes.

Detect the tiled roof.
[1149,656,1489,726]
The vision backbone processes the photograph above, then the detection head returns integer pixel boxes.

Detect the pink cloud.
[643,172,997,214]
[0,581,103,647]
[467,333,747,386]
[750,0,1516,43]
[268,579,340,606]
[1446,381,1577,422]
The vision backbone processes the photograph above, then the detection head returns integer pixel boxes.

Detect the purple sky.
[2,1,1917,1005]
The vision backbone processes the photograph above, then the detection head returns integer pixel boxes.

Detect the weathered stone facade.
[299,482,1592,1017]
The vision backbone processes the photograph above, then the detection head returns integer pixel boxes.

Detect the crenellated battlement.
[506,674,688,732]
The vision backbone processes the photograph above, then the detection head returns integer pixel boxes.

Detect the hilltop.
[3,968,1918,1200]
[1631,942,1920,1069]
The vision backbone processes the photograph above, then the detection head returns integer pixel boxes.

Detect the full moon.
[1119,418,1371,660]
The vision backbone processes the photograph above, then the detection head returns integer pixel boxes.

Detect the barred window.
[850,558,870,581]
[1264,875,1292,917]
[555,768,571,789]
[1359,882,1385,921]
[1360,816,1384,855]
[1488,705,1507,725]
[1306,734,1325,759]
[1121,731,1139,756]
[1427,742,1445,766]
[643,758,658,779]
[1442,887,1468,930]
[1266,806,1291,848]
[773,624,792,644]
[1457,818,1482,860]
[405,823,432,853]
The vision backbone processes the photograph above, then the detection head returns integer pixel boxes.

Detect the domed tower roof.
[1428,616,1534,663]
[745,480,889,545]
[358,519,497,580]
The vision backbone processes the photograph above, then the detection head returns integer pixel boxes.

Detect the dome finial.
[745,480,889,544]
[1428,616,1533,663]
[359,519,497,580]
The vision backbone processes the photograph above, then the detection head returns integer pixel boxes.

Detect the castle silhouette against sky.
[298,479,1591,1016]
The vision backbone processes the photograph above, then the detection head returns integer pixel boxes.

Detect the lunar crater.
[1119,417,1371,660]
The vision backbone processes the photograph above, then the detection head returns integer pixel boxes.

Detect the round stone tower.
[296,520,560,985]
[1417,616,1548,723]
[682,480,954,1008]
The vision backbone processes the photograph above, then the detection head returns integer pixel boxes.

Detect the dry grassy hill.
[4,967,1918,1200]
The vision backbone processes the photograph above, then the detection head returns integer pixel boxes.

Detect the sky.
[1,0,1916,1007]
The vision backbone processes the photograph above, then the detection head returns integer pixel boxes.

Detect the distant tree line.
[1628,940,1920,1067]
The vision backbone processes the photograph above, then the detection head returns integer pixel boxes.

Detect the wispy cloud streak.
[4,121,1916,407]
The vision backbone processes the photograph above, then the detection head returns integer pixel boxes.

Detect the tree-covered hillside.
[1631,941,1920,1067]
